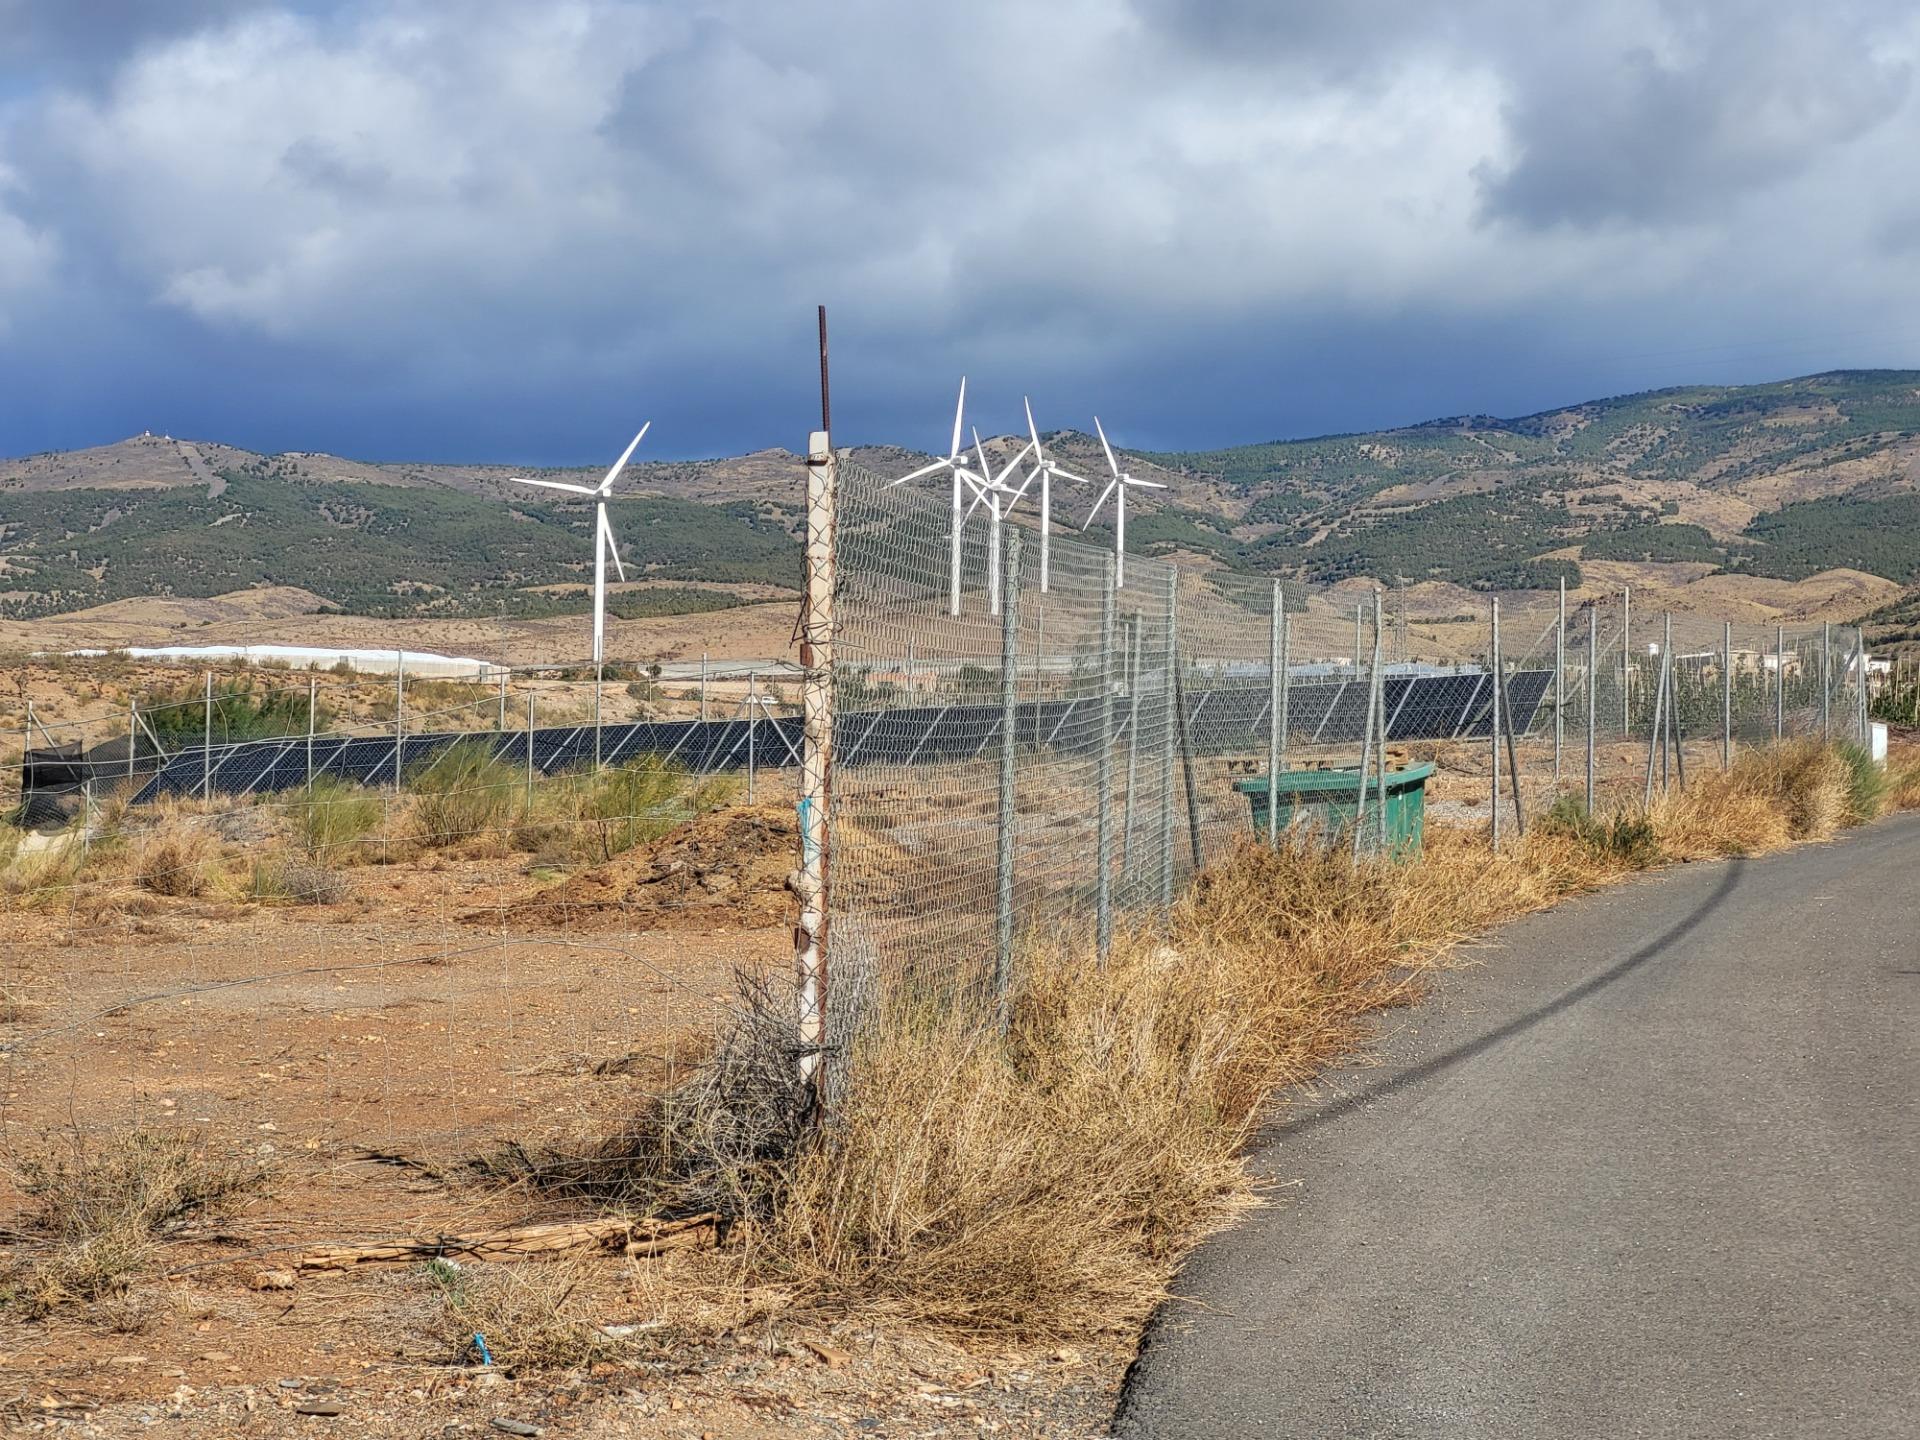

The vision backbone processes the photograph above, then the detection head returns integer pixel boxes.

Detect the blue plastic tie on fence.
[797,796,815,865]
[473,1332,495,1367]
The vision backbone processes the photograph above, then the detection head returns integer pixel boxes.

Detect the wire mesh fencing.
[821,458,1875,1052]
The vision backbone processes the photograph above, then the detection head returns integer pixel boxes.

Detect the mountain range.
[3,370,1917,634]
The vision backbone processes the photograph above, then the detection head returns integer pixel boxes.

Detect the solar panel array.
[121,668,1550,806]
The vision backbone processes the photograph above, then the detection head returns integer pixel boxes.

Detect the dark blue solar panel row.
[128,672,1551,806]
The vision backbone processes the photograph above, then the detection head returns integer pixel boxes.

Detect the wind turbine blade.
[599,507,627,583]
[1129,478,1169,490]
[510,477,598,495]
[600,421,650,493]
[1024,396,1042,455]
[1051,465,1090,485]
[1093,416,1120,477]
[972,428,994,491]
[992,439,1035,489]
[950,378,967,460]
[888,459,950,486]
[1082,479,1117,528]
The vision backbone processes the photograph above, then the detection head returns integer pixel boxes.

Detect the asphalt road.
[1115,813,1920,1439]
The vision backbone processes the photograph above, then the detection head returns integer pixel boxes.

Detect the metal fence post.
[1722,619,1733,768]
[306,676,317,791]
[1553,576,1565,784]
[1160,568,1177,907]
[393,652,405,787]
[1096,553,1116,962]
[1821,622,1832,738]
[1353,604,1363,672]
[1586,605,1597,810]
[1122,617,1142,880]
[700,651,709,724]
[202,670,212,801]
[497,667,507,732]
[1354,595,1381,860]
[1490,599,1501,852]
[1775,623,1785,741]
[1373,588,1389,850]
[794,346,838,1099]
[1621,585,1631,737]
[127,699,137,782]
[747,669,758,802]
[995,530,1021,1021]
[1266,580,1281,847]
[525,690,535,815]
[1644,629,1669,806]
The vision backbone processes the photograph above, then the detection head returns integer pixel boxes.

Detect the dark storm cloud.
[0,0,1917,462]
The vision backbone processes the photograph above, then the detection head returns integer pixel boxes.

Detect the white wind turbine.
[1082,416,1166,588]
[962,427,1036,615]
[510,424,648,666]
[888,379,995,616]
[1017,397,1085,592]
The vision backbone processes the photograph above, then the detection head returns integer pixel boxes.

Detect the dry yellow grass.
[735,740,1894,1341]
[133,817,221,897]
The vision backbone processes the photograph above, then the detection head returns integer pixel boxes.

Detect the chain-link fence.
[822,458,1872,1049]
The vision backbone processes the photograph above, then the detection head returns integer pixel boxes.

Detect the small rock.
[251,1269,297,1290]
[108,1356,149,1367]
[801,1339,851,1369]
[294,1399,345,1417]
[489,1421,542,1437]
[197,1352,233,1363]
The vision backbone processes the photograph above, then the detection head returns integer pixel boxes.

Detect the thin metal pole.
[593,661,603,773]
[700,651,709,724]
[1353,604,1363,672]
[1096,553,1116,962]
[747,670,757,801]
[202,671,212,801]
[1160,568,1177,906]
[1821,622,1832,737]
[306,676,316,791]
[1585,605,1597,810]
[1553,575,1565,785]
[1034,600,1045,751]
[525,691,535,814]
[1644,638,1668,807]
[1722,619,1733,768]
[497,667,507,731]
[1266,580,1281,847]
[1278,606,1291,782]
[1659,616,1671,791]
[995,531,1021,1021]
[1621,586,1632,737]
[1775,624,1785,740]
[1498,619,1526,838]
[1354,600,1380,861]
[1373,588,1389,850]
[127,698,137,781]
[1122,617,1142,879]
[1490,600,1501,852]
[393,652,405,787]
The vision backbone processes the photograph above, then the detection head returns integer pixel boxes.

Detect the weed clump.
[423,1254,626,1370]
[6,1131,263,1315]
[134,819,219,897]
[1540,795,1662,868]
[297,777,383,862]
[408,739,520,848]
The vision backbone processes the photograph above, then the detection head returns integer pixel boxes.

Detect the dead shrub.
[6,1131,264,1315]
[422,1254,627,1371]
[247,857,348,905]
[134,820,219,898]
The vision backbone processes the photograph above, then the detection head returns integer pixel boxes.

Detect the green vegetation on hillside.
[0,473,796,619]
[1737,494,1920,583]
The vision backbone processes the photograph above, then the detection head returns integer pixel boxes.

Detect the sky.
[2,0,1919,464]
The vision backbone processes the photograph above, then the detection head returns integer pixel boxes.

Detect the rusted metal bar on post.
[794,308,837,1104]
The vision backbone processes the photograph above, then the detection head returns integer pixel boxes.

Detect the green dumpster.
[1233,762,1435,857]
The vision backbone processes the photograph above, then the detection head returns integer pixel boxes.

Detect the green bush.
[297,778,384,862]
[1540,794,1663,868]
[1833,741,1887,823]
[407,738,519,847]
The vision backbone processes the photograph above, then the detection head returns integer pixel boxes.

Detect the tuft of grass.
[133,819,219,898]
[515,757,737,866]
[246,856,348,905]
[297,777,384,862]
[423,1254,626,1371]
[408,739,520,849]
[1834,741,1887,823]
[1540,795,1663,868]
[6,1131,263,1315]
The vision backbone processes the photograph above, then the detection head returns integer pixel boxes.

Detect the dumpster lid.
[1233,761,1435,796]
